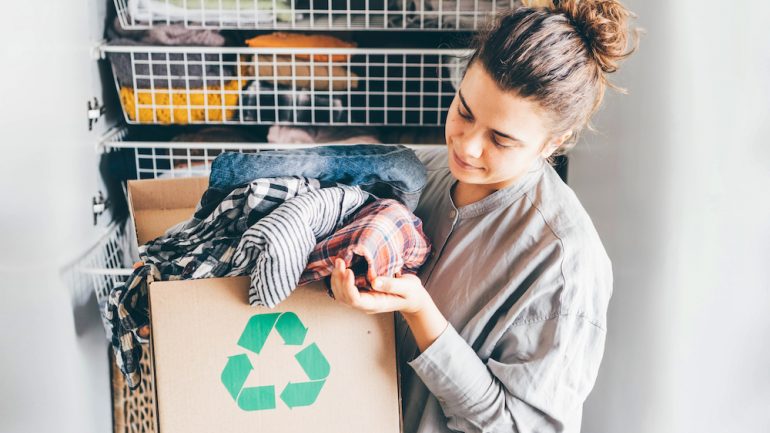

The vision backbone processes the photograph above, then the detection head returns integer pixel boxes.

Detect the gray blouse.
[397,148,613,433]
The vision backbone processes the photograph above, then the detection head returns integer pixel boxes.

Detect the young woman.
[329,1,639,432]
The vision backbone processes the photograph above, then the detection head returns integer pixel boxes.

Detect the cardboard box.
[127,177,402,433]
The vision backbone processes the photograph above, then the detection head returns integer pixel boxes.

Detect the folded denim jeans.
[208,144,427,211]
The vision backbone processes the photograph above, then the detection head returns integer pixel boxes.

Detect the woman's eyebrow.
[458,89,523,143]
[492,130,522,143]
[458,89,474,116]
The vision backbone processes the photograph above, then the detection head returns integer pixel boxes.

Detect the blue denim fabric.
[208,144,428,211]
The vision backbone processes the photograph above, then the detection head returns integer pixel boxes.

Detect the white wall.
[575,1,770,432]
[0,1,112,433]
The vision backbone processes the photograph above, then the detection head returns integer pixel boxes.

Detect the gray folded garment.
[107,16,231,89]
[107,39,236,89]
[108,16,225,46]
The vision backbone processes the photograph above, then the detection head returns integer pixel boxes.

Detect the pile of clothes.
[239,32,359,123]
[104,144,432,389]
[126,0,296,26]
[106,18,245,124]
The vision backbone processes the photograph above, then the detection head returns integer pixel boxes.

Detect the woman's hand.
[329,258,429,315]
[330,258,449,351]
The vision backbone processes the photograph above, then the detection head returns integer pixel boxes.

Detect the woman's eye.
[492,136,514,149]
[457,106,472,121]
[492,138,508,149]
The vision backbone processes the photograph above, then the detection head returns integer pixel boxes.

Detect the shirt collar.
[447,158,546,219]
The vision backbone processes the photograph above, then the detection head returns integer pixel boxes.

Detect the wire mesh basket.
[60,221,136,325]
[102,45,470,126]
[115,0,519,30]
[100,126,446,179]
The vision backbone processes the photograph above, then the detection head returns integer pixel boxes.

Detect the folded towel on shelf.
[119,79,243,124]
[245,32,356,62]
[240,81,346,123]
[143,25,226,45]
[267,125,381,144]
[127,0,294,25]
[108,16,226,46]
[239,54,359,91]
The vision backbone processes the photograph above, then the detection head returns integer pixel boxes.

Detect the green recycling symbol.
[220,312,330,411]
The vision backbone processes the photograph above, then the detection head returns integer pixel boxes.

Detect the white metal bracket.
[87,97,106,131]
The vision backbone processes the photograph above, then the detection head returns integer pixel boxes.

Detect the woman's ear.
[541,131,572,158]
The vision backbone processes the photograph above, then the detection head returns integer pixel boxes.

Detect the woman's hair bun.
[543,0,639,73]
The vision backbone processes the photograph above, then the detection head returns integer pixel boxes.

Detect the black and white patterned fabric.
[104,176,369,389]
[231,185,369,307]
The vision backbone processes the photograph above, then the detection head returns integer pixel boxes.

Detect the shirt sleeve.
[407,312,607,433]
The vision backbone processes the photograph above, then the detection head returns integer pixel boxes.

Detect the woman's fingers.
[371,275,419,297]
[331,258,359,305]
[330,259,417,314]
[355,290,409,314]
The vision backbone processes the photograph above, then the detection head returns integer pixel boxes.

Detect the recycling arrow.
[280,380,326,409]
[294,343,330,381]
[221,354,251,400]
[237,313,280,354]
[221,312,331,412]
[238,385,276,411]
[274,312,307,345]
[221,354,277,411]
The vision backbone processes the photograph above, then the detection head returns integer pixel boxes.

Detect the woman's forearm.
[401,297,449,353]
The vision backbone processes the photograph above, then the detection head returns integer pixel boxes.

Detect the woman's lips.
[453,151,482,170]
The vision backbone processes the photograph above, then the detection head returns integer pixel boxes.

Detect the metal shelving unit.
[115,0,518,30]
[102,45,470,126]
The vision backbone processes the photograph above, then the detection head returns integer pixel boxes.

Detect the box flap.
[127,177,208,244]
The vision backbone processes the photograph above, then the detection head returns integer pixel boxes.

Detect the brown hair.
[468,0,640,155]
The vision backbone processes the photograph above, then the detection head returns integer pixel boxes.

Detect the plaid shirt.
[103,261,159,389]
[301,199,432,289]
[104,177,429,390]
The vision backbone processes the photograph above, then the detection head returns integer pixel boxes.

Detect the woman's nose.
[457,127,485,159]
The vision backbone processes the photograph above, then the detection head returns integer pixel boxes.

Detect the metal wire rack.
[115,0,518,30]
[101,45,470,126]
[60,220,137,334]
[100,125,446,179]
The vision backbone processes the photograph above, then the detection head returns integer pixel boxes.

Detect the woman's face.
[445,62,561,191]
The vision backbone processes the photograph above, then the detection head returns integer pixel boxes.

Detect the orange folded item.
[245,32,356,62]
